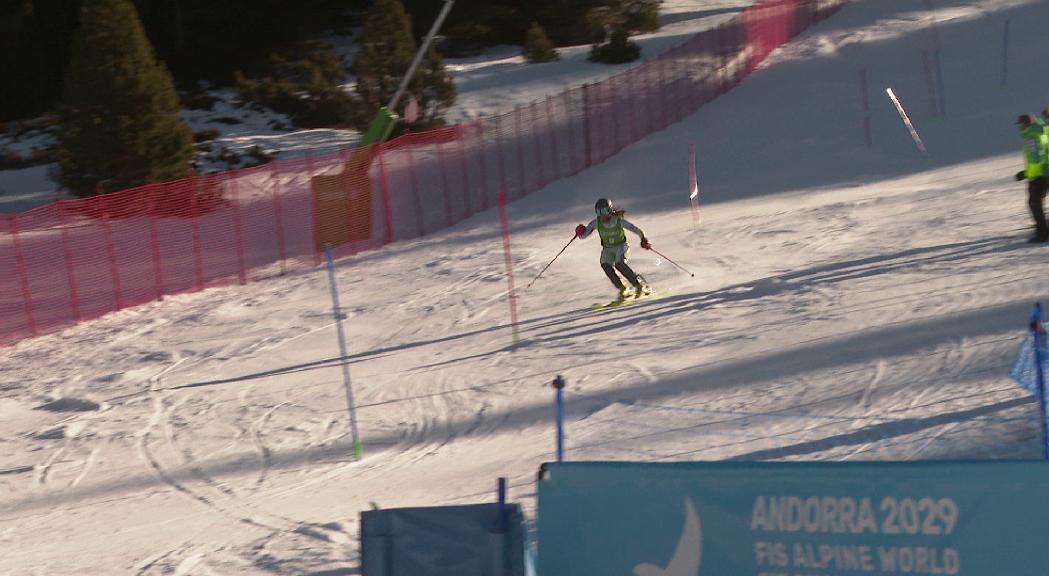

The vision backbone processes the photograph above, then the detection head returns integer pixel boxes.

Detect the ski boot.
[634,277,652,298]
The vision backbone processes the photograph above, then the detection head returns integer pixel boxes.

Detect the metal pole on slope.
[1031,303,1048,460]
[357,0,456,145]
[324,244,363,460]
[387,0,455,113]
[552,375,566,462]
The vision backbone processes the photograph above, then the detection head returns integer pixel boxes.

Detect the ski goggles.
[596,205,612,216]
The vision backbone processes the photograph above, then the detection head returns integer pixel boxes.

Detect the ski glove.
[1016,171,1027,182]
[575,224,587,238]
[640,237,652,250]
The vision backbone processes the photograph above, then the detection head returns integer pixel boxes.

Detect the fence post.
[377,143,395,244]
[190,176,205,290]
[477,120,491,211]
[306,152,322,264]
[495,114,509,200]
[9,214,37,337]
[532,100,546,189]
[56,202,82,321]
[552,375,565,462]
[436,134,454,227]
[99,192,124,310]
[230,173,247,285]
[600,79,613,155]
[147,183,164,299]
[545,95,562,181]
[566,91,581,175]
[405,146,425,237]
[457,124,473,218]
[271,162,288,275]
[626,69,639,144]
[514,104,527,197]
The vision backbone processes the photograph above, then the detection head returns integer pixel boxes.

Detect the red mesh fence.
[0,0,844,346]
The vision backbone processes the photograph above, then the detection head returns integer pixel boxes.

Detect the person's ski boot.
[634,276,652,298]
[616,286,632,302]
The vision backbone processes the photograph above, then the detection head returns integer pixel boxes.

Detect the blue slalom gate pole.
[324,244,363,459]
[1032,303,1048,460]
[553,375,565,462]
[497,477,508,533]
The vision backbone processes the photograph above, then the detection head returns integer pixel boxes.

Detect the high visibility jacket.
[1021,123,1049,180]
[581,214,645,246]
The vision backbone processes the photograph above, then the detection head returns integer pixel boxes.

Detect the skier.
[1015,113,1049,243]
[574,198,653,301]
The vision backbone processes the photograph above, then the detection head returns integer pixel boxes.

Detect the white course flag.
[886,87,927,153]
[688,142,699,200]
[688,142,700,230]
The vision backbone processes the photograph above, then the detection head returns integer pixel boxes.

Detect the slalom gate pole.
[497,477,508,533]
[324,244,363,460]
[553,375,566,462]
[886,87,927,153]
[688,142,700,229]
[1031,303,1048,460]
[649,246,695,277]
[498,191,521,344]
[526,236,576,289]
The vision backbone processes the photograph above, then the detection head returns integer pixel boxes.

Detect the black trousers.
[602,261,641,289]
[1029,177,1048,240]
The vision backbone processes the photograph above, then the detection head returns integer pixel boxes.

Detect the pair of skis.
[591,290,669,310]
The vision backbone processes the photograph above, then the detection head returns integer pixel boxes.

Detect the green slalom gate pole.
[360,107,399,146]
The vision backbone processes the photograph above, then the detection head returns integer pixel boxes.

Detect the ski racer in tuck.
[575,198,653,302]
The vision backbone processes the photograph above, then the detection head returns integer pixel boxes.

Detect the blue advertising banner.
[537,460,1049,575]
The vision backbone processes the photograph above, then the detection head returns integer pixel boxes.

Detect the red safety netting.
[0,0,843,346]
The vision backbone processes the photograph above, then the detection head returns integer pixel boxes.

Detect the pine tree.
[618,0,661,33]
[522,22,560,63]
[353,0,456,133]
[57,0,194,197]
[589,27,641,64]
[0,2,55,121]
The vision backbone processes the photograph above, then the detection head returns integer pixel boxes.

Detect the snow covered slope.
[3,0,1049,573]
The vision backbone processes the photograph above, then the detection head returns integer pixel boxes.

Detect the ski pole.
[648,246,695,277]
[527,235,576,289]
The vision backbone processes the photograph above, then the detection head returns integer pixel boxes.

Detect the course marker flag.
[886,87,927,152]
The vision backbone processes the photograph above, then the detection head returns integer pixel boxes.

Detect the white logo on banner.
[634,497,703,576]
